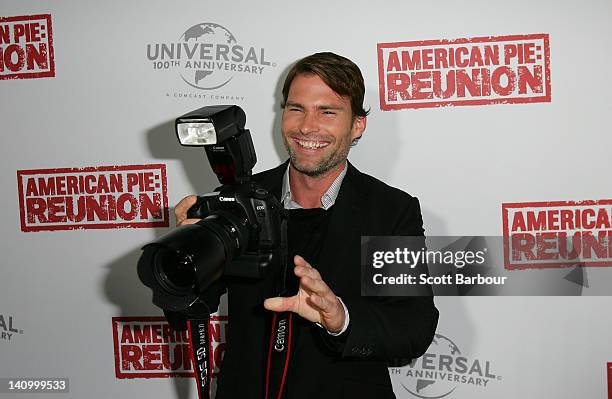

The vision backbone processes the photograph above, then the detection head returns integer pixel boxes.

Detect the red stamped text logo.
[378,33,551,110]
[112,316,227,379]
[502,200,612,269]
[17,164,169,232]
[0,14,55,80]
[607,362,612,399]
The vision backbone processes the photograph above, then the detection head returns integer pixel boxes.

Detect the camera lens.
[153,247,196,294]
[138,209,251,311]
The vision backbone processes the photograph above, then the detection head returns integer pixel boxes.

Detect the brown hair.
[281,52,370,118]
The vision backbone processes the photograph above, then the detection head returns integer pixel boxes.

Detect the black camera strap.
[264,216,294,399]
[187,317,212,399]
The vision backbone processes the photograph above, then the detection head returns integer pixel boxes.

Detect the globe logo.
[400,334,461,398]
[146,22,274,93]
[390,332,499,398]
[179,22,237,90]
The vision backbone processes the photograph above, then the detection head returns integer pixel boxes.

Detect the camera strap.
[265,312,294,399]
[264,216,294,399]
[187,317,212,399]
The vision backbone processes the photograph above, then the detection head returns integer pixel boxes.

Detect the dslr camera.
[138,105,286,317]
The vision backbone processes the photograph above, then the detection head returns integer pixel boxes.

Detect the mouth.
[293,138,330,150]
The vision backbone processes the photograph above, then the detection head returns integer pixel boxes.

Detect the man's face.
[281,73,366,178]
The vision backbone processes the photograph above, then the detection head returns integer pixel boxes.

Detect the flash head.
[176,120,217,146]
[175,105,256,184]
[176,105,247,147]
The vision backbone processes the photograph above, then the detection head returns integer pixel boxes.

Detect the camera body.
[187,181,284,279]
[138,179,285,314]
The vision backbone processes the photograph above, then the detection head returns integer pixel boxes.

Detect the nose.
[299,111,319,135]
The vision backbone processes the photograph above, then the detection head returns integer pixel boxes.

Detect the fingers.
[293,256,327,295]
[292,255,336,313]
[267,255,343,330]
[263,296,298,313]
[294,255,309,267]
[174,195,198,226]
[305,293,333,312]
[294,255,321,279]
[298,274,329,297]
[177,218,202,227]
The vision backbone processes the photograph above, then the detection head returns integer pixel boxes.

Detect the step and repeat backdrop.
[2,1,611,398]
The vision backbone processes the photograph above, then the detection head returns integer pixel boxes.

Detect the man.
[175,52,438,398]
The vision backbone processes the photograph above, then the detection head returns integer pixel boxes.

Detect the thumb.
[264,296,297,313]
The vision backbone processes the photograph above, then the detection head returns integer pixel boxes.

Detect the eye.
[323,110,336,115]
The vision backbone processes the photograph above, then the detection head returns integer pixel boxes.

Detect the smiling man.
[282,71,364,174]
[175,52,438,398]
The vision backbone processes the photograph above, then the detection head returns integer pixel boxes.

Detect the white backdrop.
[2,1,611,398]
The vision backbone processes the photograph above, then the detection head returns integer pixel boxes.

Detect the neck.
[289,162,346,209]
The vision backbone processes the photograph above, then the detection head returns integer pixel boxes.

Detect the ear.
[351,115,367,141]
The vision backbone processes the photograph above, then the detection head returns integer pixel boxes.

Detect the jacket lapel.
[255,160,366,296]
[316,162,365,295]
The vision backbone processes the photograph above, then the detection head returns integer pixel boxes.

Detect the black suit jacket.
[215,161,438,399]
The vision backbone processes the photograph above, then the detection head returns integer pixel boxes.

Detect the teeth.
[296,139,328,149]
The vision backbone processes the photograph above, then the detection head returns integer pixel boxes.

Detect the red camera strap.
[264,312,294,399]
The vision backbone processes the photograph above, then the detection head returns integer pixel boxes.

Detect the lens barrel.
[138,210,248,312]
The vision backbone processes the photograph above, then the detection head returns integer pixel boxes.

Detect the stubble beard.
[283,136,351,178]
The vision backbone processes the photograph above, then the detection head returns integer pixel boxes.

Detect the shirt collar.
[281,162,348,210]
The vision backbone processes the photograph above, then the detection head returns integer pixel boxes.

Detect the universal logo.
[389,333,502,398]
[0,314,24,342]
[146,22,276,91]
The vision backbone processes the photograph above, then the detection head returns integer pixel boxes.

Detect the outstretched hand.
[264,255,346,333]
